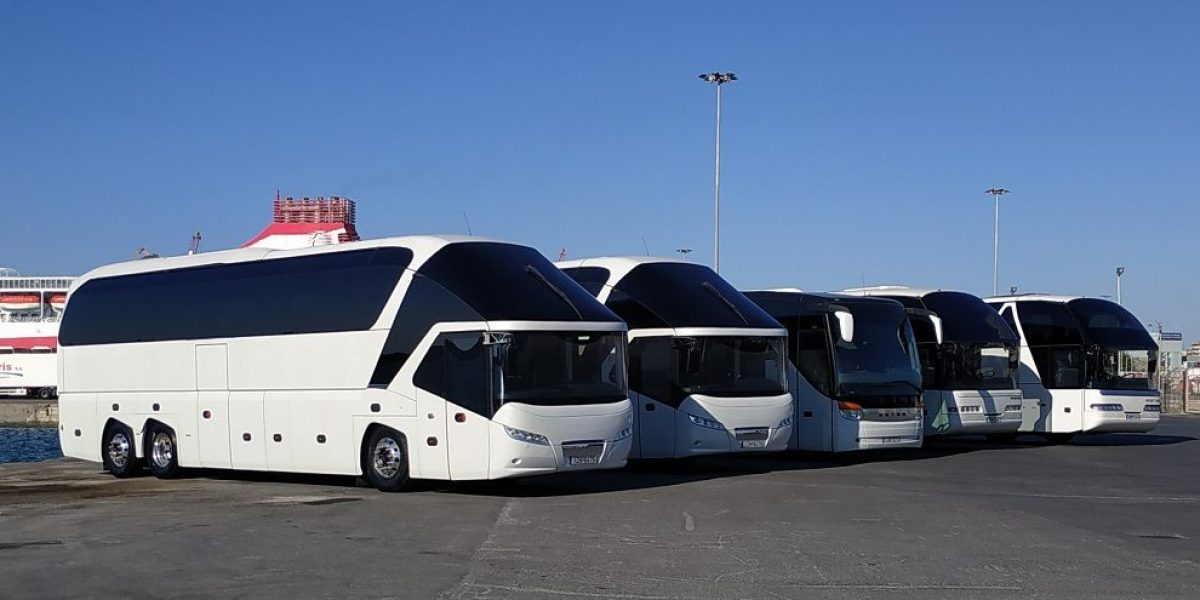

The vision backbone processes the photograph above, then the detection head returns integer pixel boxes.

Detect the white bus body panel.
[788,366,922,452]
[58,237,635,483]
[923,389,1023,436]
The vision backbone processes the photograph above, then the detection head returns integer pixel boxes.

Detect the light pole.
[700,71,737,274]
[985,188,1010,296]
[676,248,693,261]
[1116,266,1125,305]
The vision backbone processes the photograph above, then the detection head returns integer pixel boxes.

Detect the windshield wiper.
[524,264,583,320]
[701,281,749,326]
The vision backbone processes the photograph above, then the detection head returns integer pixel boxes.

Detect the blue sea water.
[0,427,62,464]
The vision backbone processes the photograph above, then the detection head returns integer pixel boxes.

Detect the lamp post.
[985,188,1010,296]
[699,71,737,274]
[1116,266,1125,305]
[676,248,693,261]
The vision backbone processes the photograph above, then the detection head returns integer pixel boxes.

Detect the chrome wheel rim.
[151,432,174,469]
[372,437,403,479]
[108,432,131,469]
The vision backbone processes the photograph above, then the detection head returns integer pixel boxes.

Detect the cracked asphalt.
[2,416,1198,599]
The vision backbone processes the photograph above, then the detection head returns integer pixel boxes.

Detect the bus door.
[195,343,232,468]
[415,332,488,479]
[628,337,676,458]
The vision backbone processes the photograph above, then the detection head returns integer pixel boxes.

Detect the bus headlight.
[1144,404,1162,413]
[614,426,633,441]
[1089,403,1124,412]
[776,415,794,429]
[503,426,550,446]
[687,414,725,431]
[1003,404,1023,412]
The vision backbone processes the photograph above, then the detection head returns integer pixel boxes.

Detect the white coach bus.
[557,258,793,458]
[58,236,633,491]
[743,290,924,452]
[843,287,1024,440]
[985,294,1161,442]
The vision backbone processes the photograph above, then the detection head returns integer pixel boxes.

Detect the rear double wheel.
[146,423,182,479]
[363,427,414,492]
[101,422,141,478]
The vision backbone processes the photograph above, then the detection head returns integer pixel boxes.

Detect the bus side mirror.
[928,314,944,345]
[833,310,854,343]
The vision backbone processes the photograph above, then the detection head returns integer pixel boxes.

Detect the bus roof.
[70,235,506,292]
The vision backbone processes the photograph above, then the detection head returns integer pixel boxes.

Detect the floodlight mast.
[985,188,1010,296]
[700,72,737,274]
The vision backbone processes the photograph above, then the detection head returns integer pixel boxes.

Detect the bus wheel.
[1045,433,1075,445]
[146,423,182,479]
[102,422,142,478]
[986,433,1019,443]
[36,387,53,400]
[363,427,413,492]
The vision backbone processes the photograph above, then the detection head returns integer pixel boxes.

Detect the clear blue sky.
[2,2,1198,340]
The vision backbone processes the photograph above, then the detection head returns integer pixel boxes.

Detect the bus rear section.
[58,237,633,490]
[986,295,1161,440]
[745,291,924,452]
[559,258,793,459]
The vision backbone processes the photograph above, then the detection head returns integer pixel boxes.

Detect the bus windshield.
[674,336,788,398]
[493,331,628,407]
[1091,347,1156,390]
[832,303,922,395]
[1067,298,1156,350]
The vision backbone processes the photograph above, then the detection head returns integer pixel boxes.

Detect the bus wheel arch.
[143,420,182,479]
[101,418,142,478]
[360,424,414,492]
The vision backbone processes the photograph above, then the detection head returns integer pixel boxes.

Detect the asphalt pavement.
[2,416,1198,599]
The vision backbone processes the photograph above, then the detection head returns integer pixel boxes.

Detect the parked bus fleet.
[53,237,1163,491]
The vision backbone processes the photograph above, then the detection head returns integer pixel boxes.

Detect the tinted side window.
[628,337,674,406]
[370,274,484,386]
[791,316,834,397]
[1029,346,1082,389]
[606,288,669,329]
[413,332,491,416]
[60,248,412,346]
[1016,302,1082,346]
[560,267,610,297]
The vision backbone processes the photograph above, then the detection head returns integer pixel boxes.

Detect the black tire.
[145,423,182,479]
[1045,433,1075,445]
[36,387,53,400]
[986,433,1019,443]
[362,427,413,492]
[101,422,141,478]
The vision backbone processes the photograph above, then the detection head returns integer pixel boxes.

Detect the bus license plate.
[881,437,904,444]
[1126,413,1141,421]
[740,440,765,449]
[986,416,1001,424]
